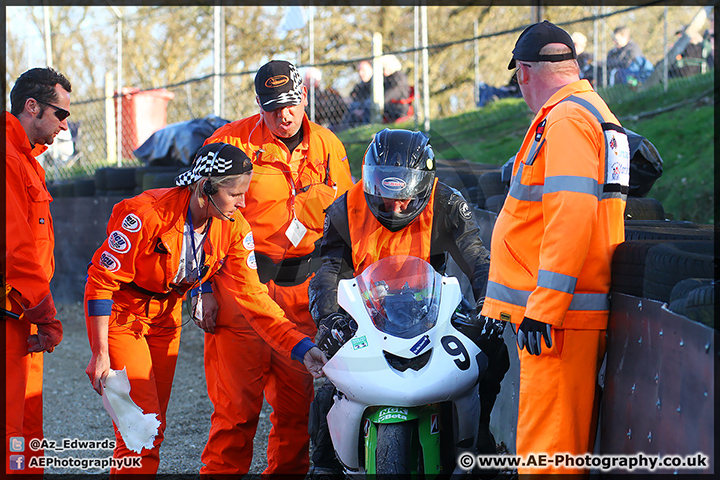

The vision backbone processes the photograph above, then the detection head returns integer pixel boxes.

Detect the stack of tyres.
[612,218,714,329]
[138,166,184,192]
[94,166,137,197]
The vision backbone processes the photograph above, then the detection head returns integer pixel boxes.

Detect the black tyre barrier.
[73,178,96,197]
[624,197,665,221]
[104,167,138,190]
[94,167,110,191]
[682,285,715,328]
[643,241,715,303]
[136,165,183,188]
[105,189,136,198]
[668,285,715,328]
[57,181,75,198]
[624,219,715,241]
[475,184,487,209]
[47,183,61,197]
[152,172,180,189]
[484,194,506,214]
[611,239,667,297]
[669,278,715,303]
[479,171,507,201]
[435,159,491,207]
[142,174,157,191]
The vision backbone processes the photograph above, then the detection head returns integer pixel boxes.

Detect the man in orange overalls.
[4,67,72,476]
[200,60,353,475]
[481,21,629,475]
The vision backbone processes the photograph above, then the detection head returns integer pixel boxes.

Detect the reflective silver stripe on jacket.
[538,269,577,294]
[486,281,609,311]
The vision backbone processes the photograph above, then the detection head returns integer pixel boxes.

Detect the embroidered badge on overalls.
[535,119,547,142]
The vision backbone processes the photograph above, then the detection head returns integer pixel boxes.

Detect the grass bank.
[337,72,714,225]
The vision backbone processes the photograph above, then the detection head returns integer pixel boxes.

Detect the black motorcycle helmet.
[362,128,436,232]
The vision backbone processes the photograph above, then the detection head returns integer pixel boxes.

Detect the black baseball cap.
[254,60,304,111]
[508,20,577,70]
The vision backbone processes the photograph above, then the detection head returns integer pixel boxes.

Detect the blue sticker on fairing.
[410,334,430,355]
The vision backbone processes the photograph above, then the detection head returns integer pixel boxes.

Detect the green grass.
[336,72,715,225]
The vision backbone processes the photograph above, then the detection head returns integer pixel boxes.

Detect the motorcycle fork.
[363,404,443,478]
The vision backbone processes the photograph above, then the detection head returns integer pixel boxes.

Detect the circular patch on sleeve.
[99,251,121,272]
[243,232,255,251]
[108,230,131,254]
[121,213,142,232]
[459,201,473,220]
[247,251,257,270]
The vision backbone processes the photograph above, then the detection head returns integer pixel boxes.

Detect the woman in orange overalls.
[84,143,325,475]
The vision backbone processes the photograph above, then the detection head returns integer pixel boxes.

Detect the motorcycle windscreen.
[356,255,442,339]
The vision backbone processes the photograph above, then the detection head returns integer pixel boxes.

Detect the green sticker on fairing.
[378,407,409,422]
[352,335,368,350]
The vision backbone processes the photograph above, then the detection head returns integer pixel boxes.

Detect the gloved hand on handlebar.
[23,293,63,353]
[516,316,552,356]
[451,297,506,358]
[315,312,357,358]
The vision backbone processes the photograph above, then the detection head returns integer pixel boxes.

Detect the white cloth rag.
[101,367,161,453]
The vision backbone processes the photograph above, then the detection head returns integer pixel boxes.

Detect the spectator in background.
[350,60,373,105]
[476,74,522,108]
[572,31,595,85]
[339,60,374,129]
[606,26,654,86]
[303,67,348,129]
[669,28,713,78]
[379,54,411,122]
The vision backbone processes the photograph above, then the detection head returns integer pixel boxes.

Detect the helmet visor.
[362,165,435,200]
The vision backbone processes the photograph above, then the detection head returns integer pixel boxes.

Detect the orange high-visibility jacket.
[482,80,628,330]
[204,113,354,263]
[84,187,306,355]
[4,112,54,311]
[347,179,438,275]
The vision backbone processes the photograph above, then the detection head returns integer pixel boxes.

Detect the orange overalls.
[84,187,307,475]
[481,80,628,474]
[201,114,353,474]
[4,112,52,476]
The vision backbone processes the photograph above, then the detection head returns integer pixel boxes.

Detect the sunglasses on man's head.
[34,98,70,121]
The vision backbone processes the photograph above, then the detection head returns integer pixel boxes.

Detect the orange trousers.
[102,305,183,477]
[516,328,606,475]
[5,295,45,477]
[201,277,316,475]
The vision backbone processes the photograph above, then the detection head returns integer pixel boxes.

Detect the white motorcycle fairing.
[323,257,483,471]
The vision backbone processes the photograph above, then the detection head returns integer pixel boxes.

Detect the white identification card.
[285,216,308,248]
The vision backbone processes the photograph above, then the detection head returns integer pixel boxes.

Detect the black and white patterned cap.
[175,143,253,187]
[254,60,304,111]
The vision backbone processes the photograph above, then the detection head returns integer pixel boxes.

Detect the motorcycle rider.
[307,128,510,477]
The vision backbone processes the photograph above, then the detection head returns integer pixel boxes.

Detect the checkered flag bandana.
[175,143,252,187]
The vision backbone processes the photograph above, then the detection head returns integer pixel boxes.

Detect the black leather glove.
[314,312,357,358]
[516,316,552,356]
[451,298,506,358]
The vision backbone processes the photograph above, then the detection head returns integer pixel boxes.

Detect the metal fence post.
[371,32,383,125]
[421,4,430,133]
[105,72,116,165]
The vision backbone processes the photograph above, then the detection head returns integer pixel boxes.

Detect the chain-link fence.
[32,4,712,182]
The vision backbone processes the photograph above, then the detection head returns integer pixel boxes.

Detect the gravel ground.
[42,302,274,476]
